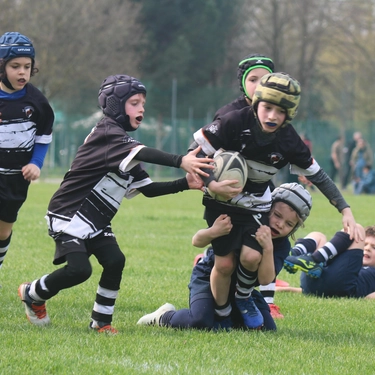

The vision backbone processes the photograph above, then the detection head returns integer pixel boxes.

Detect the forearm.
[257,250,275,285]
[135,147,183,168]
[138,178,188,197]
[192,227,217,248]
[30,143,49,169]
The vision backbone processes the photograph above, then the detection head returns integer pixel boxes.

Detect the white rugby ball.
[207,151,248,201]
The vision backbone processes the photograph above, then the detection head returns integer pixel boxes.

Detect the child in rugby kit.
[282,224,375,298]
[18,74,213,334]
[191,54,285,318]
[0,32,54,274]
[192,72,359,329]
[213,53,274,120]
[137,183,312,331]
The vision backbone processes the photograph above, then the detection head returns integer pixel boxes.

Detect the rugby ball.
[207,151,248,201]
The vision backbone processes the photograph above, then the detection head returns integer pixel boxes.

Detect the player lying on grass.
[279,225,375,298]
[17,74,214,334]
[137,183,311,331]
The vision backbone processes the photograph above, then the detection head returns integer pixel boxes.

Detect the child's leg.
[19,252,92,326]
[236,246,262,298]
[0,223,12,270]
[210,252,236,318]
[290,232,326,256]
[235,245,264,329]
[90,236,125,328]
[30,252,92,300]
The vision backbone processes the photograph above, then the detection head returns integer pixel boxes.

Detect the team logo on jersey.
[269,152,284,164]
[23,106,34,118]
[123,136,138,144]
[207,123,218,134]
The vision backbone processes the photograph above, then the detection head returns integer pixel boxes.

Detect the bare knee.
[0,221,13,241]
[240,247,262,271]
[214,253,236,276]
[305,232,327,248]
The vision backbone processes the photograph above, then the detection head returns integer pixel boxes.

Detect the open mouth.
[266,122,277,127]
[136,116,143,122]
[270,227,280,237]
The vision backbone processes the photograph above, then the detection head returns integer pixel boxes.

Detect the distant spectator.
[343,131,362,188]
[354,165,375,195]
[330,135,344,187]
[350,137,373,180]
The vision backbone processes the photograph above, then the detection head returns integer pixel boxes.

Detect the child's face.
[125,93,146,130]
[363,235,375,267]
[4,57,32,92]
[244,68,271,102]
[256,101,286,133]
[269,202,299,239]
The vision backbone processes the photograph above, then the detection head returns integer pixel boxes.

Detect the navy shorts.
[301,249,363,297]
[0,173,29,223]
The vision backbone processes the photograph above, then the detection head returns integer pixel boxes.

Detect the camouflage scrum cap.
[252,72,301,122]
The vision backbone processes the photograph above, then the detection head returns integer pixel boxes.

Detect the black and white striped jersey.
[46,117,153,239]
[194,106,320,213]
[0,83,54,174]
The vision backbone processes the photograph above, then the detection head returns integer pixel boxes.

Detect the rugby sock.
[214,300,232,318]
[260,280,276,304]
[290,237,317,256]
[27,274,58,302]
[235,263,257,299]
[91,284,119,324]
[0,232,12,269]
[312,231,353,263]
[29,276,49,302]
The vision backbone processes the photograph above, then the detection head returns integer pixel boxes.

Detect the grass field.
[1,181,374,374]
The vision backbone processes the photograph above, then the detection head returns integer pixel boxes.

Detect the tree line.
[2,0,375,165]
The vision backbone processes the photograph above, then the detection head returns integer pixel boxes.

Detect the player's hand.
[180,146,214,181]
[22,163,41,181]
[341,207,363,242]
[211,214,233,237]
[207,179,242,201]
[255,225,273,252]
[186,172,204,190]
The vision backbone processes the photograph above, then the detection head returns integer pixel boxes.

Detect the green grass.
[1,182,374,374]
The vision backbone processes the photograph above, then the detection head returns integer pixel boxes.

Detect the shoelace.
[31,303,47,319]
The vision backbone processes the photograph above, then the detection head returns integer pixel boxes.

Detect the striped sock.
[235,263,257,299]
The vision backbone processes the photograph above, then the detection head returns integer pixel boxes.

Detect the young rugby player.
[18,74,213,334]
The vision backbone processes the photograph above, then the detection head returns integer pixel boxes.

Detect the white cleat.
[137,303,176,326]
[18,282,51,326]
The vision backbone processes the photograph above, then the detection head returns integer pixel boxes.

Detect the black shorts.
[0,173,30,223]
[205,207,269,257]
[52,227,118,265]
